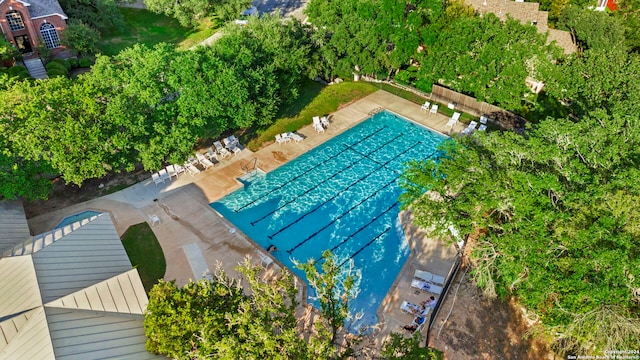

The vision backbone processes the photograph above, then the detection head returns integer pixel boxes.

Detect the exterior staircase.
[23,58,48,79]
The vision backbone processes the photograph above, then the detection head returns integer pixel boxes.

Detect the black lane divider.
[233,126,387,213]
[250,153,367,226]
[338,227,392,268]
[283,141,422,253]
[269,175,397,240]
[324,202,398,255]
[250,133,408,226]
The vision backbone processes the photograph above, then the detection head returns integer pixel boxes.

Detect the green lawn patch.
[98,8,215,56]
[121,222,166,292]
[245,80,379,151]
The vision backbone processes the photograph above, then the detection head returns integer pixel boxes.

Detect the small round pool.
[55,210,102,229]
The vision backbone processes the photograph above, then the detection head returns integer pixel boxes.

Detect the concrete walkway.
[26,89,463,344]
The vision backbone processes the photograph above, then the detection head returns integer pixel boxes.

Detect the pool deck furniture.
[462,121,478,135]
[421,101,430,111]
[288,132,304,143]
[275,133,290,145]
[414,269,446,285]
[151,172,164,186]
[214,141,231,158]
[320,116,330,127]
[223,137,242,154]
[196,153,215,169]
[184,162,201,176]
[429,104,438,114]
[206,147,219,161]
[411,278,443,295]
[159,168,171,183]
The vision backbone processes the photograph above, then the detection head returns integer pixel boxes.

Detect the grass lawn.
[121,222,166,292]
[245,80,379,151]
[98,8,216,56]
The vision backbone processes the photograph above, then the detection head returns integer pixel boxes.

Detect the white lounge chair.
[447,103,456,110]
[158,168,171,182]
[414,269,445,285]
[288,132,303,143]
[313,116,321,127]
[446,118,458,128]
[451,112,461,121]
[462,121,478,135]
[480,116,488,124]
[205,147,218,161]
[223,137,242,154]
[401,301,422,315]
[275,133,289,145]
[184,162,201,176]
[429,104,438,114]
[320,116,330,127]
[410,279,443,295]
[166,165,177,179]
[478,124,487,131]
[214,141,231,158]
[173,164,185,177]
[196,153,214,169]
[421,101,430,111]
[151,172,164,186]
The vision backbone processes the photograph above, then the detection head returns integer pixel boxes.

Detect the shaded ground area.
[429,270,552,359]
[23,168,149,219]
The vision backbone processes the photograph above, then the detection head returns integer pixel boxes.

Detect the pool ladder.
[241,157,259,174]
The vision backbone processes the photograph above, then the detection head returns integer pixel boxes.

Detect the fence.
[425,252,464,347]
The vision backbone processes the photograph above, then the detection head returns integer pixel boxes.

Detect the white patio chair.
[214,141,231,158]
[480,116,488,124]
[421,101,430,111]
[447,103,456,110]
[151,172,164,186]
[446,118,458,128]
[166,165,177,179]
[184,162,201,176]
[462,121,478,135]
[451,112,461,121]
[196,153,214,169]
[401,301,421,315]
[158,168,171,182]
[174,164,185,177]
[149,214,161,226]
[478,124,487,131]
[429,104,438,114]
[275,133,289,145]
[223,137,242,154]
[320,116,330,127]
[314,123,325,133]
[288,132,304,143]
[205,147,218,161]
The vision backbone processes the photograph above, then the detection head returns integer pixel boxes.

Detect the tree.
[558,6,627,52]
[296,250,359,343]
[61,19,101,56]
[381,333,443,360]
[399,111,640,355]
[144,0,251,27]
[0,37,20,66]
[145,260,335,359]
[59,0,124,34]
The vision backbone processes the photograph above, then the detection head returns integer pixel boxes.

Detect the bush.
[394,70,414,85]
[51,58,71,70]
[7,65,31,79]
[47,69,68,78]
[46,62,68,73]
[78,58,92,68]
[66,58,79,69]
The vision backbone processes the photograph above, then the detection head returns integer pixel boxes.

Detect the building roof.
[25,0,68,20]
[0,212,164,360]
[0,201,31,252]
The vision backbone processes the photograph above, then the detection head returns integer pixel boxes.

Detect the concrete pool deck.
[27,89,462,347]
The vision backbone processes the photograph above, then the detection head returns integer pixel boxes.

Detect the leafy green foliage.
[0,37,20,65]
[59,0,124,34]
[144,0,250,27]
[62,19,101,56]
[144,261,335,359]
[559,7,626,51]
[381,333,443,360]
[399,111,640,354]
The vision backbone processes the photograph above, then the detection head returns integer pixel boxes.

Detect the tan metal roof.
[32,214,134,303]
[0,201,31,252]
[0,308,55,360]
[0,256,42,320]
[0,213,165,360]
[45,269,148,315]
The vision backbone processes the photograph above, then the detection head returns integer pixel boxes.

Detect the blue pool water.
[55,210,102,229]
[211,110,446,332]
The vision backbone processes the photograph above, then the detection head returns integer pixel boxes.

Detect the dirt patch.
[23,166,150,219]
[429,270,552,359]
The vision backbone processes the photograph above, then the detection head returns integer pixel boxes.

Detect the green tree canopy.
[144,0,252,27]
[399,112,640,354]
[59,0,124,34]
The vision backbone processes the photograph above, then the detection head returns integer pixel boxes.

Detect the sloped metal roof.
[0,201,31,252]
[45,269,148,315]
[32,214,134,303]
[0,213,166,360]
[0,308,55,360]
[0,256,41,320]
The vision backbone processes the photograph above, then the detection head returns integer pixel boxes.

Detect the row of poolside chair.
[312,116,330,133]
[275,132,304,145]
[410,269,445,295]
[151,135,245,184]
[151,164,186,185]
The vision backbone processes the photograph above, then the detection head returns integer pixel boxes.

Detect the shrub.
[47,69,67,78]
[51,58,71,70]
[394,70,414,85]
[66,58,79,69]
[7,65,31,79]
[78,58,92,68]
[46,62,68,73]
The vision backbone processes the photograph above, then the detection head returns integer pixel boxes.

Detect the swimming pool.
[211,110,446,331]
[55,210,102,229]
